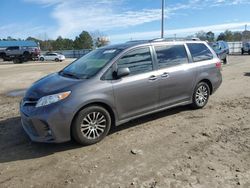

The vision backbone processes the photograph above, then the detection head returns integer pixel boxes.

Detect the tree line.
[192,30,250,42]
[1,29,250,51]
[0,30,109,51]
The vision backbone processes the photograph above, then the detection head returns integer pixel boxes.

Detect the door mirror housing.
[115,67,130,78]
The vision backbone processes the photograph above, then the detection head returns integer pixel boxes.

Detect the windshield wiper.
[60,71,80,79]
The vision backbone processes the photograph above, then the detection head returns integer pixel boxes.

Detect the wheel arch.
[198,79,213,95]
[70,101,116,138]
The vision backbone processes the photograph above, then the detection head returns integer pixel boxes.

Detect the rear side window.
[117,47,153,76]
[187,43,213,62]
[155,45,188,69]
[7,46,19,50]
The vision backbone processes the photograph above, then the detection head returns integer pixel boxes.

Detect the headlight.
[36,91,71,108]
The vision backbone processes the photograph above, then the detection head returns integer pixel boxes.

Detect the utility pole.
[161,0,165,38]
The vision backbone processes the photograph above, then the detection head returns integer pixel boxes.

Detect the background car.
[39,52,65,62]
[209,42,228,64]
[1,46,40,61]
[241,42,250,55]
[217,41,229,54]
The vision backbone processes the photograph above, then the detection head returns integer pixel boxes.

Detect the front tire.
[23,51,30,60]
[192,82,210,109]
[72,106,111,145]
[223,56,227,64]
[55,58,59,62]
[40,57,45,61]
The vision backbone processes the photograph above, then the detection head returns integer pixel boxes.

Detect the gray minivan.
[20,40,222,145]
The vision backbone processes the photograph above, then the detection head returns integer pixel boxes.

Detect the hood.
[24,73,80,100]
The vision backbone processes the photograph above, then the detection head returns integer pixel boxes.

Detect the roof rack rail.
[126,38,203,44]
[150,38,165,42]
[126,40,150,43]
[151,37,202,42]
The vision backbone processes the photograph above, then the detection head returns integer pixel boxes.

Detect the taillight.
[216,62,222,70]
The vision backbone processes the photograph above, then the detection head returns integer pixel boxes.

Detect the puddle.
[6,89,26,97]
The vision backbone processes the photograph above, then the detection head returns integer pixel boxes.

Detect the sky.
[1,0,250,43]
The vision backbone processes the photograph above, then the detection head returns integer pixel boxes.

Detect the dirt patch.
[0,56,250,187]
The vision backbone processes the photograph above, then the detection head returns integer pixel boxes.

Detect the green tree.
[91,31,110,48]
[6,36,17,41]
[195,31,207,41]
[217,32,226,41]
[224,30,234,41]
[232,32,242,41]
[52,36,64,50]
[242,30,250,41]
[74,31,93,49]
[206,31,215,42]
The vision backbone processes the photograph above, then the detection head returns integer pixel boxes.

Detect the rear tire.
[55,58,59,62]
[223,56,227,64]
[23,51,30,60]
[13,58,23,64]
[72,106,111,145]
[248,50,250,55]
[192,82,210,109]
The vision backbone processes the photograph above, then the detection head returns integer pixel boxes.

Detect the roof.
[101,38,207,51]
[0,40,38,48]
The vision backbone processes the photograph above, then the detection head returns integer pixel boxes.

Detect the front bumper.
[20,101,73,143]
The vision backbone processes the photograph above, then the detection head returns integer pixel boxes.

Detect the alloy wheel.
[80,112,107,140]
[195,85,208,107]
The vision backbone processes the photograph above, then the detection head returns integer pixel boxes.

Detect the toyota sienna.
[20,39,222,145]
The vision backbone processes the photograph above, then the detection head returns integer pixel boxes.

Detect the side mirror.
[115,67,130,78]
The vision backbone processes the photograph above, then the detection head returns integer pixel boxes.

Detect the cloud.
[110,22,250,42]
[0,23,53,40]
[24,0,166,38]
[2,0,250,40]
[22,0,250,39]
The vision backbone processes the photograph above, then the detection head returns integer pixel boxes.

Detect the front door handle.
[161,72,169,78]
[149,75,158,81]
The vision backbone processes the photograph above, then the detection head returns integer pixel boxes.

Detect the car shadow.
[0,117,81,163]
[244,72,250,77]
[0,105,192,163]
[109,105,191,134]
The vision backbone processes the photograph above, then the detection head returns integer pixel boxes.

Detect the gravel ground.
[0,56,250,188]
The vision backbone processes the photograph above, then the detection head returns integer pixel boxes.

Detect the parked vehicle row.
[20,39,222,145]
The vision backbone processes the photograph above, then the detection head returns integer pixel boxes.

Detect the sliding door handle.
[161,72,169,78]
[149,75,158,81]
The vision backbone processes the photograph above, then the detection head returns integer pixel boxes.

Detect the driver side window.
[116,47,153,76]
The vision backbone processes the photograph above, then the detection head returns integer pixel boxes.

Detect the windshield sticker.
[103,49,116,54]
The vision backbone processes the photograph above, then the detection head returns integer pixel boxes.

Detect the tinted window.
[155,45,188,68]
[7,46,19,50]
[187,43,213,62]
[117,47,153,76]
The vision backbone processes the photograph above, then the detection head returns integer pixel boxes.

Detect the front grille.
[23,101,37,106]
[22,98,37,106]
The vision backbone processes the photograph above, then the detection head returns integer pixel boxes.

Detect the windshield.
[61,48,121,79]
[209,43,220,52]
